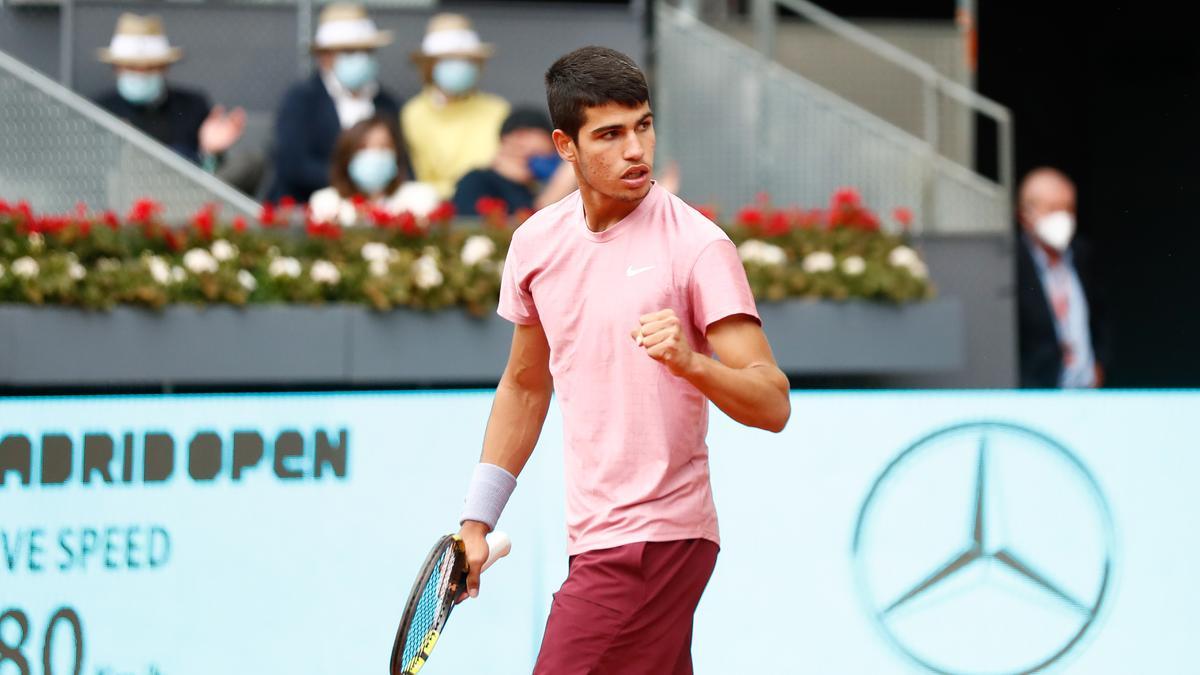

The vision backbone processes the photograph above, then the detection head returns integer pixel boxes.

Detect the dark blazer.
[266,73,398,203]
[1016,233,1111,388]
[96,86,211,164]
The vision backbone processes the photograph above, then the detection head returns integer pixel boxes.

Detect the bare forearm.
[479,377,552,477]
[681,355,791,432]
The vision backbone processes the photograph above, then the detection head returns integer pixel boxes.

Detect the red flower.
[75,201,89,219]
[893,207,914,229]
[259,202,280,227]
[427,201,456,226]
[127,197,162,224]
[278,195,297,210]
[735,206,765,231]
[163,228,185,252]
[305,219,343,240]
[831,187,862,210]
[0,199,9,215]
[475,197,509,228]
[76,219,92,237]
[16,201,33,223]
[763,211,791,237]
[101,210,120,230]
[232,215,248,233]
[190,204,216,240]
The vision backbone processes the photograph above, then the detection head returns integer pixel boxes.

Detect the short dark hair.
[545,46,649,141]
[500,106,553,138]
[329,115,408,198]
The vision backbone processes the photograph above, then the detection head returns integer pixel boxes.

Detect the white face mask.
[1033,210,1075,252]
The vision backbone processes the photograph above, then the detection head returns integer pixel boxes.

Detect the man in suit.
[1016,167,1110,388]
[95,13,245,171]
[268,3,399,203]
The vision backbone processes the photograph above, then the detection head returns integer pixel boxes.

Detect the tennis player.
[456,46,791,674]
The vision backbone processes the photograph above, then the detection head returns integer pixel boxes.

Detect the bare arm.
[634,311,791,433]
[478,321,554,476]
[459,321,552,598]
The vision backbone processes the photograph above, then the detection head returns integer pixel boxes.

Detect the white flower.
[266,245,281,259]
[145,256,170,285]
[11,257,39,279]
[361,242,391,263]
[887,245,920,268]
[171,266,187,283]
[460,235,496,267]
[67,261,86,281]
[887,246,928,278]
[369,259,390,277]
[737,239,787,266]
[802,251,836,274]
[268,256,302,279]
[210,239,238,262]
[183,248,219,275]
[412,253,443,289]
[841,255,866,276]
[0,262,6,279]
[309,188,360,227]
[27,232,44,251]
[310,260,341,285]
[96,257,121,273]
[386,182,441,218]
[237,269,258,292]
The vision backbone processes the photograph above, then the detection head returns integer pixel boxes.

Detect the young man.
[456,46,791,674]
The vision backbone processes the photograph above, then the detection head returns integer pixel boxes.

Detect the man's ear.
[552,129,576,163]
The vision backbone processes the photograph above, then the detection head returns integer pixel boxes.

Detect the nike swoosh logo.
[626,265,656,277]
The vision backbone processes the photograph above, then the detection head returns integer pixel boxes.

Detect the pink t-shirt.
[498,183,760,555]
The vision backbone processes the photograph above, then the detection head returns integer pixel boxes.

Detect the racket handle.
[481,531,511,573]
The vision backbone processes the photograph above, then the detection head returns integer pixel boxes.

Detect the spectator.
[453,107,576,216]
[1016,167,1110,388]
[95,13,245,172]
[402,13,510,199]
[268,3,399,203]
[308,116,439,226]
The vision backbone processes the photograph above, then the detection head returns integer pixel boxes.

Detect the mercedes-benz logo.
[851,421,1116,675]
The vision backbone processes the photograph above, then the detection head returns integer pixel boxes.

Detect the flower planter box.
[0,298,963,387]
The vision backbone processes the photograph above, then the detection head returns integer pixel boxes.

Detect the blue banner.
[2,390,1197,674]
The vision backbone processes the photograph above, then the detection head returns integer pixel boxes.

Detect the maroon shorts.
[532,538,719,675]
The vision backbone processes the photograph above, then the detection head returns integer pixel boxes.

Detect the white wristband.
[460,463,517,530]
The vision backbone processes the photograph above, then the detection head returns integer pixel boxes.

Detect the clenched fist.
[631,308,697,377]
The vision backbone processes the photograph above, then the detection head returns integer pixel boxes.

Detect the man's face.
[556,101,654,203]
[1019,174,1076,232]
[501,128,554,162]
[115,65,167,77]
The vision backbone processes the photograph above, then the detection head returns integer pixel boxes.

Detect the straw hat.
[411,13,494,61]
[97,14,183,67]
[312,3,393,51]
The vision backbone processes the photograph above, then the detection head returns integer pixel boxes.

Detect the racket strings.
[400,546,460,668]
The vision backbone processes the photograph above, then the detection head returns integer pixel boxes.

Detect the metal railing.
[0,47,260,221]
[657,1,1013,234]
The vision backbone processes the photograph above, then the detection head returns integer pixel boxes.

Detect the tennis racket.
[389,531,511,675]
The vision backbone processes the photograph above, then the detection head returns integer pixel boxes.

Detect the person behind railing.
[267,3,400,204]
[307,115,439,226]
[401,13,510,200]
[95,13,245,174]
[1016,167,1111,388]
[452,107,576,216]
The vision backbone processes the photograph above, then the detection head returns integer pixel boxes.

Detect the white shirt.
[320,70,378,129]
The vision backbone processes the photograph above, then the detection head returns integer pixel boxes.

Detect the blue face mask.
[333,52,379,92]
[116,71,165,106]
[432,58,479,96]
[348,148,397,194]
[528,153,561,182]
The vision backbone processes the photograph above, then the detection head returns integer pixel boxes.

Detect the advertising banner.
[3,391,1197,674]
